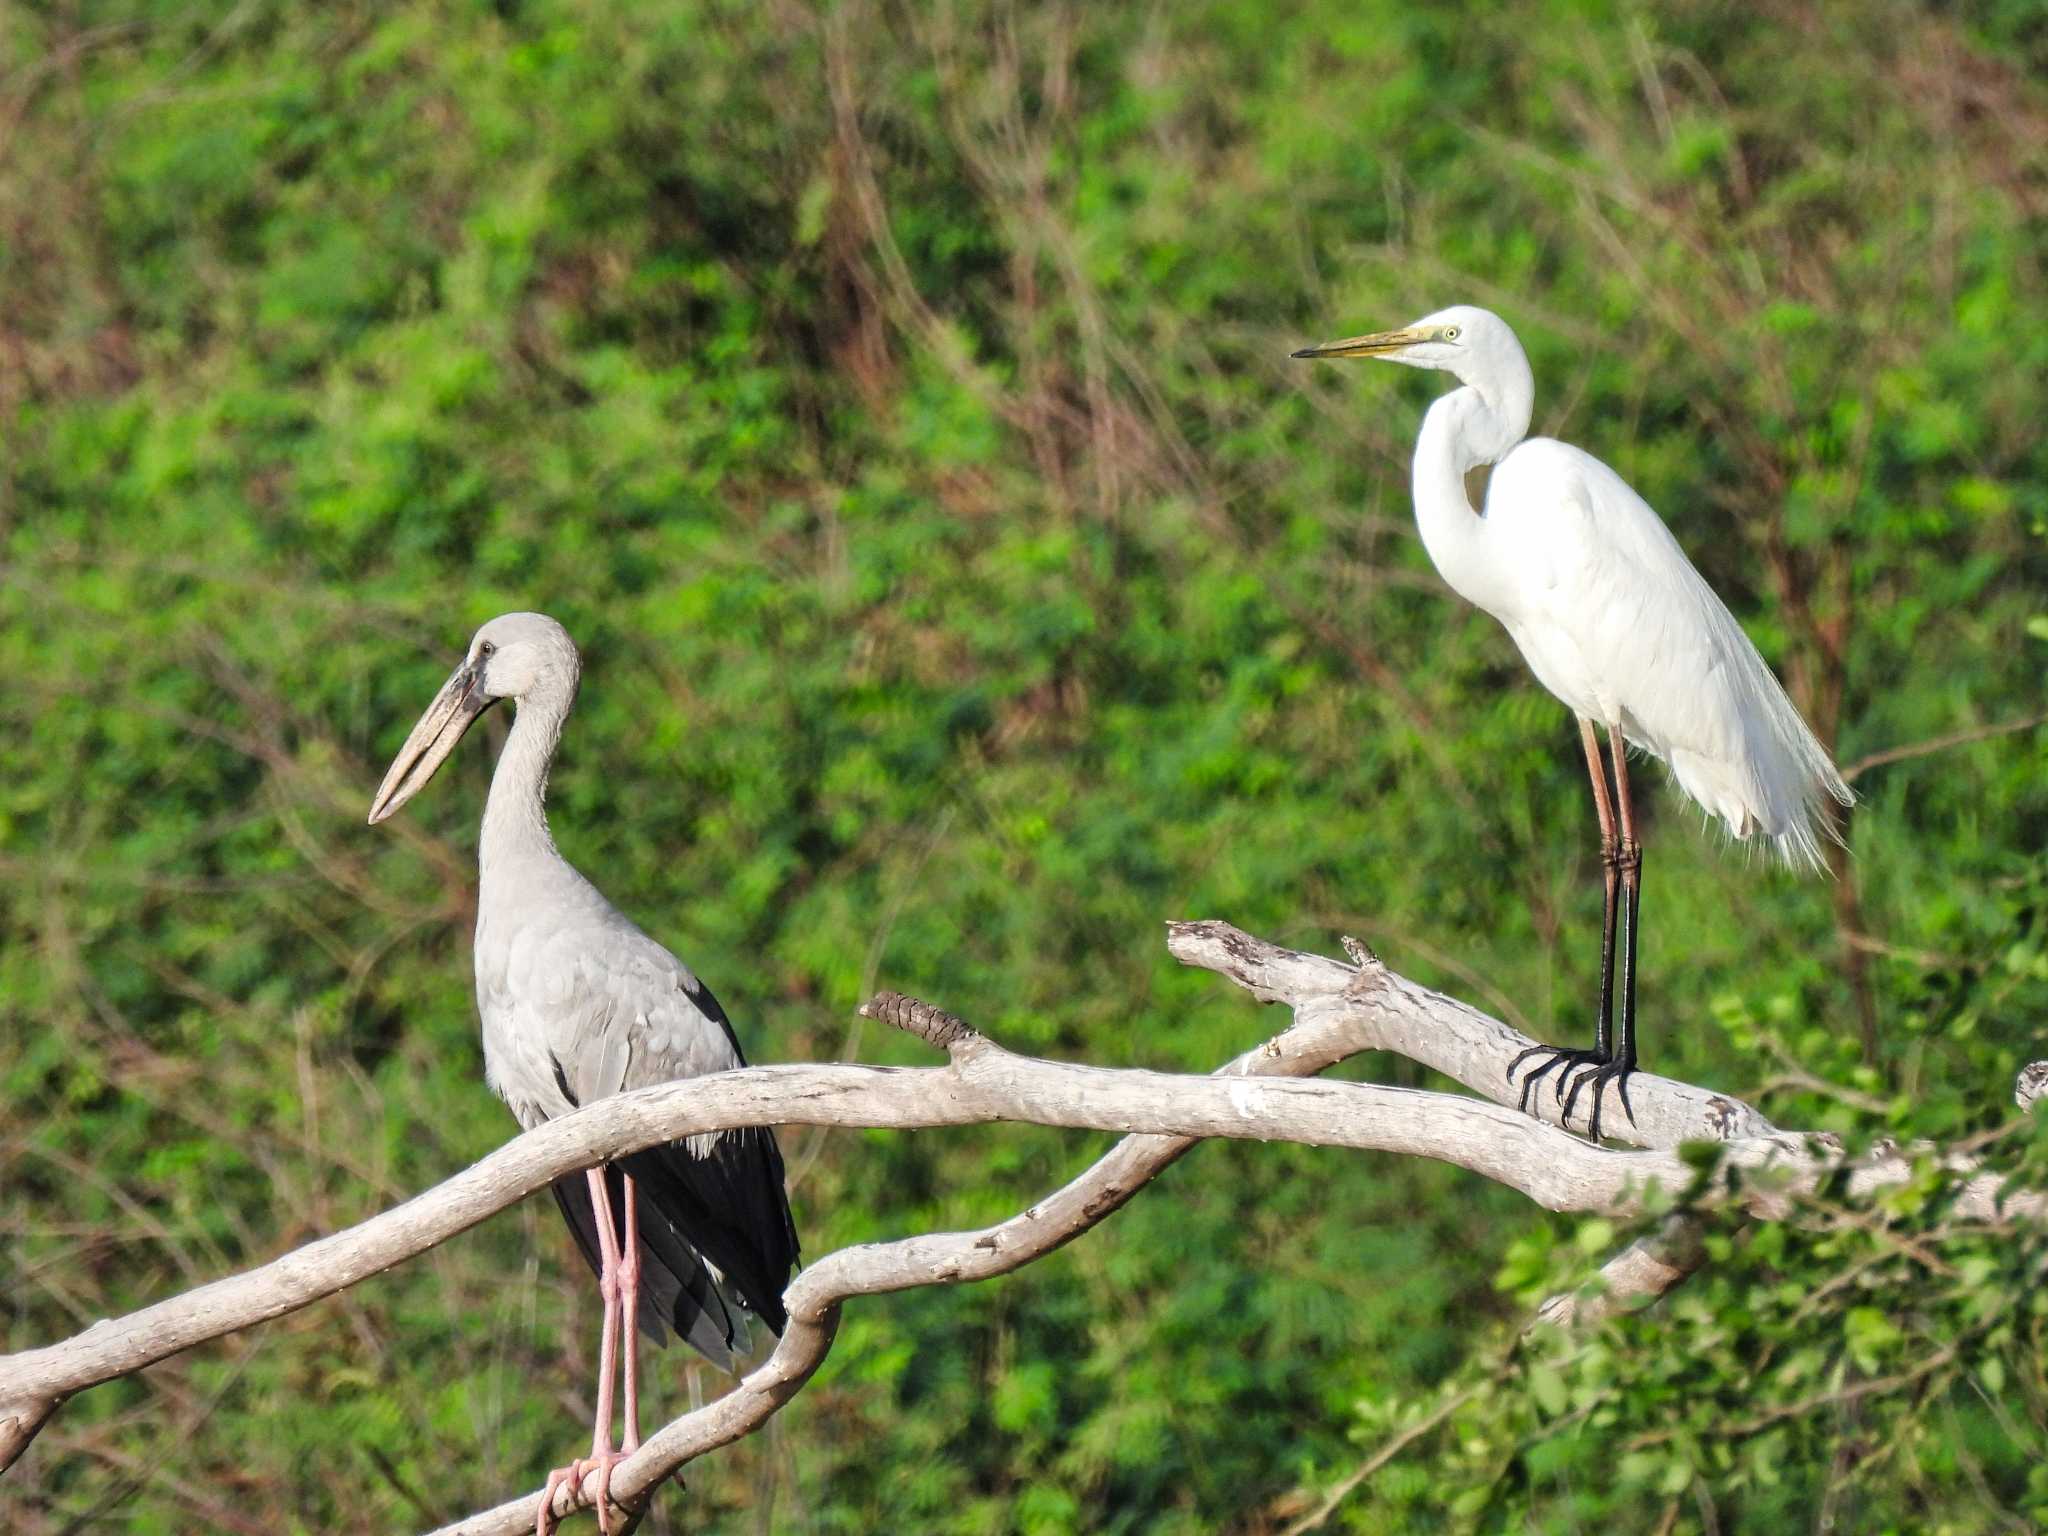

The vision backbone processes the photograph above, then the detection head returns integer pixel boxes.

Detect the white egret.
[1294,306,1851,1136]
[369,612,800,1533]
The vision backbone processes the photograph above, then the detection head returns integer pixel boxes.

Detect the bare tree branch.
[1276,1381,1486,1536]
[2019,1062,2047,1113]
[1841,712,2048,784]
[3,920,2040,1536]
[440,977,1404,1535]
[0,928,1422,1476]
[1165,919,1783,1147]
[1533,1214,1713,1331]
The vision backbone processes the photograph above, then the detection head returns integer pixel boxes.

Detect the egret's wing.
[1492,440,1849,867]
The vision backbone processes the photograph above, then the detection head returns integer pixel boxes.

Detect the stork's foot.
[537,1450,630,1536]
[1507,1043,1607,1119]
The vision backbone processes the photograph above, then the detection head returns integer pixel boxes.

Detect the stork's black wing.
[549,969,800,1366]
[551,1168,745,1368]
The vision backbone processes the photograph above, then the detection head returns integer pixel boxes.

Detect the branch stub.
[860,990,978,1051]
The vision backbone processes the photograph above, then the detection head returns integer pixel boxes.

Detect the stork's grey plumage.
[368,612,798,1528]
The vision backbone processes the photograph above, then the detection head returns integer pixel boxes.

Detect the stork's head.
[366,612,582,825]
[1291,304,1526,393]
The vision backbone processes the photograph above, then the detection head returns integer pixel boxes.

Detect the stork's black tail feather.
[551,1125,799,1370]
[623,1125,798,1333]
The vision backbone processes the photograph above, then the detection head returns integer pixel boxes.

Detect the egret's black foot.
[1506,1043,1608,1118]
[1558,1057,1637,1142]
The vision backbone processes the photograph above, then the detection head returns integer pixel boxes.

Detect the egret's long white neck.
[480,682,573,877]
[1410,357,1532,614]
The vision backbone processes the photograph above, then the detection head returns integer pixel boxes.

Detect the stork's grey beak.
[367,660,496,825]
[1291,326,1430,360]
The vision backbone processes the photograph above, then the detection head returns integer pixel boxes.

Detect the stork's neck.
[480,683,574,877]
[1412,372,1531,614]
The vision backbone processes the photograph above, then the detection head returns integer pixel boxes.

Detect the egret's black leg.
[1560,732,1643,1139]
[1509,719,1622,1116]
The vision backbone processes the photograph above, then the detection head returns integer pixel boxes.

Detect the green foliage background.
[4,1,2046,1531]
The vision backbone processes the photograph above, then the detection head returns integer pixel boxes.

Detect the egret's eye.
[1442,326,1461,341]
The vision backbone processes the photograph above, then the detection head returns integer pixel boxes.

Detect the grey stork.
[368,611,799,1532]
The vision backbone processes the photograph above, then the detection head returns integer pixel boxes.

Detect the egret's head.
[1292,304,1521,389]
[366,612,581,825]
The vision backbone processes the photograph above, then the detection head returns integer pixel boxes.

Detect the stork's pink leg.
[620,1172,643,1452]
[538,1167,631,1536]
[586,1166,623,1463]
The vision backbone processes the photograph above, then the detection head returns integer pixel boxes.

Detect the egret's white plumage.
[1296,305,1851,1131]
[1313,305,1850,862]
[369,612,798,1524]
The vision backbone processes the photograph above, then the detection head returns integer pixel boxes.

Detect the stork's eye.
[478,641,496,660]
[1442,326,1461,341]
